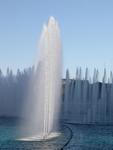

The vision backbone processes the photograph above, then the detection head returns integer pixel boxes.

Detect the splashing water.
[20,17,62,140]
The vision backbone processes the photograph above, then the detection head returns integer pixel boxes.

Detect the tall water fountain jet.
[20,17,62,140]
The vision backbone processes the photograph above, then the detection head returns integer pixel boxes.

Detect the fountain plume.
[20,16,62,140]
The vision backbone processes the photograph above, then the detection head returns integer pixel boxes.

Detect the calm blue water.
[67,124,113,150]
[0,118,68,150]
[1,118,113,150]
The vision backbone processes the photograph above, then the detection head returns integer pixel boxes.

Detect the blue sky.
[0,0,113,78]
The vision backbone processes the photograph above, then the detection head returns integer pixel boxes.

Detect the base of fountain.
[17,132,61,141]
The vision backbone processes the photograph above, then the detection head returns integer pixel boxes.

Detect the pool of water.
[67,124,113,150]
[1,118,113,150]
[0,117,69,150]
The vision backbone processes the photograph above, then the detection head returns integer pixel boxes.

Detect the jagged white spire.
[93,68,97,83]
[85,67,89,81]
[66,69,70,80]
[110,71,113,83]
[102,68,107,83]
[76,68,79,80]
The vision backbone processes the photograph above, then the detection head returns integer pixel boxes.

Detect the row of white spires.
[63,68,113,124]
[65,68,113,84]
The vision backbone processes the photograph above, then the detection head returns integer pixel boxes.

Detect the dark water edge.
[1,118,113,149]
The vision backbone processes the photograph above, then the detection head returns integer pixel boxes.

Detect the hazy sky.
[0,0,113,78]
